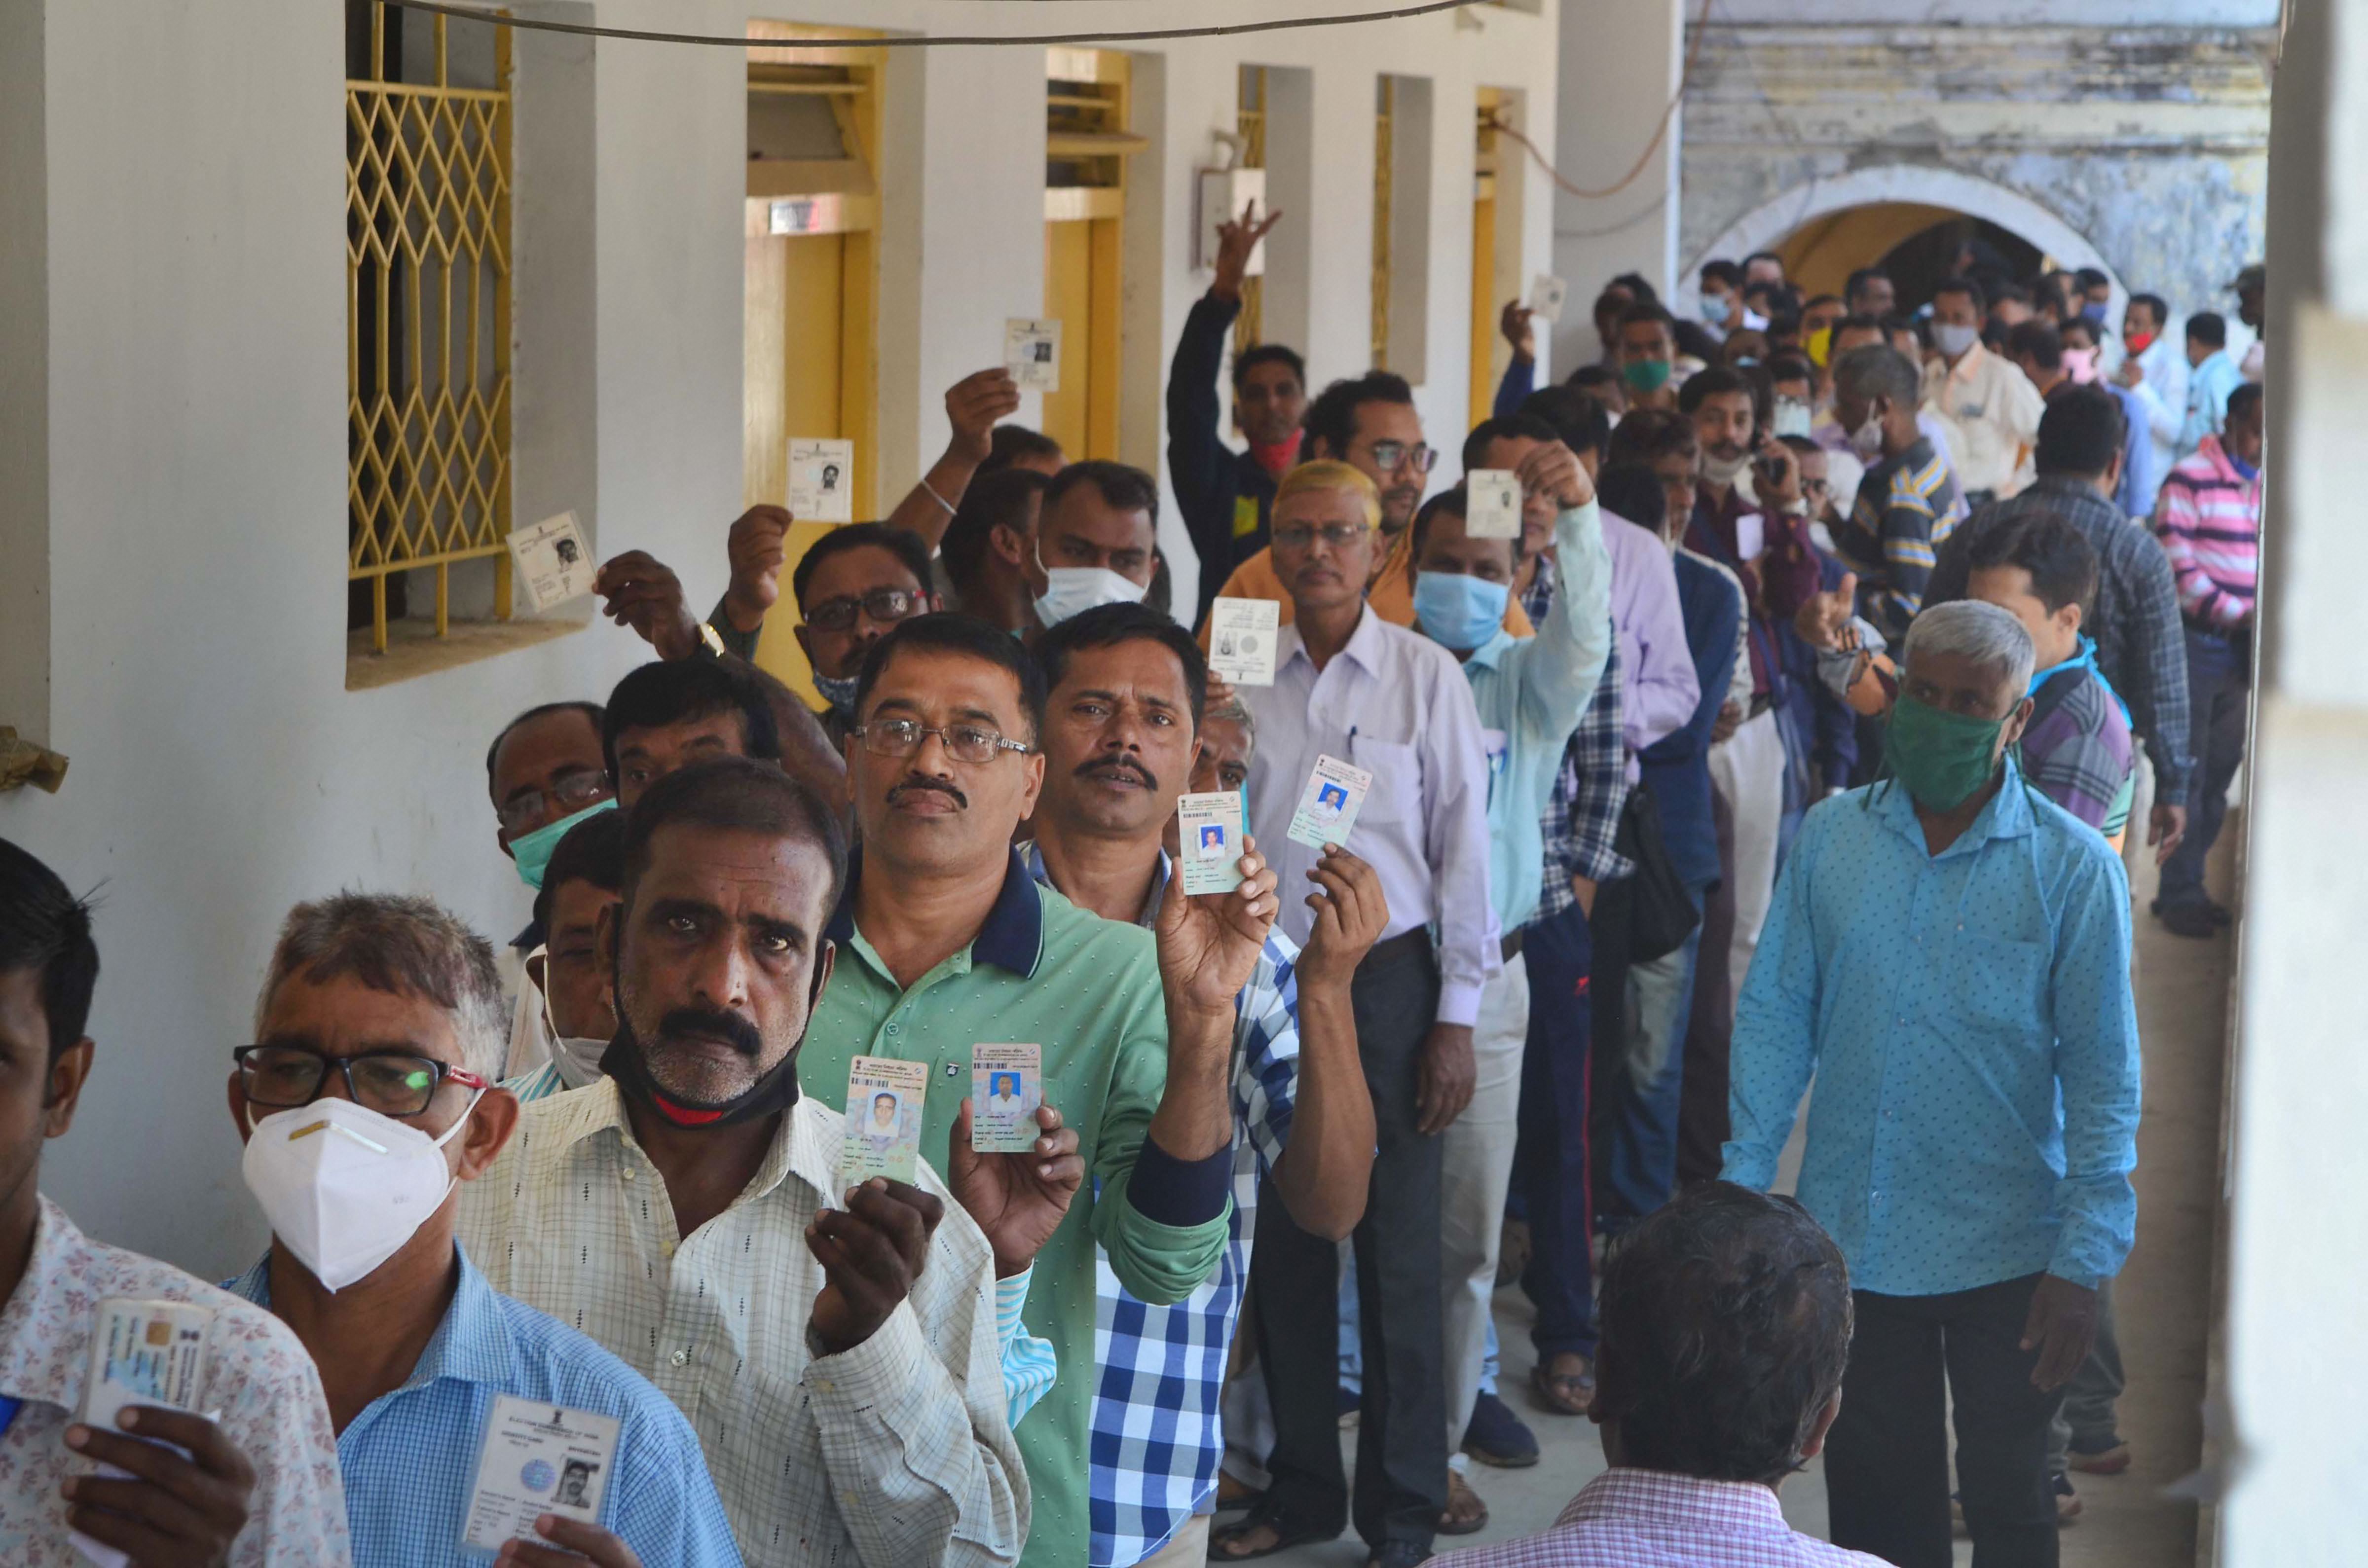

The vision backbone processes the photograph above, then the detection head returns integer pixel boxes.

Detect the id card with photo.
[1207,597,1281,687]
[970,1043,1043,1154]
[81,1299,211,1430]
[508,511,596,612]
[1177,791,1252,896]
[787,438,856,524]
[1005,318,1063,393]
[1287,755,1373,850]
[1465,470,1523,540]
[842,1056,929,1186]
[1528,273,1568,324]
[461,1395,621,1552]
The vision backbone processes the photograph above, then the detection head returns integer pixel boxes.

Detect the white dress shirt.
[1241,604,1499,1025]
[1921,342,2046,499]
[2121,330,2191,517]
[457,1080,1027,1568]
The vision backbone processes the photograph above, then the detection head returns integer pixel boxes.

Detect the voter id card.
[1528,273,1568,324]
[1177,791,1250,896]
[461,1394,621,1552]
[842,1056,928,1186]
[508,511,596,612]
[787,438,855,524]
[81,1299,211,1430]
[971,1043,1043,1154]
[1288,755,1373,850]
[1207,597,1280,687]
[1005,318,1063,392]
[1465,470,1522,540]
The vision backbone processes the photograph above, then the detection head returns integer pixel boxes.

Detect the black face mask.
[600,953,824,1130]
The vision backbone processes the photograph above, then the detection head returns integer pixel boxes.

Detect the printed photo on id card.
[842,1056,928,1186]
[1288,755,1373,850]
[507,511,596,612]
[970,1043,1042,1154]
[1177,791,1249,895]
[461,1394,620,1551]
[1465,470,1523,540]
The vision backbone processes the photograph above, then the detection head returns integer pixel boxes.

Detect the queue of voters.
[0,166,2269,1568]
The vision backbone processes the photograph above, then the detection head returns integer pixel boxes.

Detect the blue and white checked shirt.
[1721,766,2143,1295]
[1018,842,1300,1567]
[224,1244,743,1568]
[1528,548,1631,918]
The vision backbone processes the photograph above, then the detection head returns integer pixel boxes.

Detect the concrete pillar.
[2218,2,2368,1561]
[1549,0,1683,370]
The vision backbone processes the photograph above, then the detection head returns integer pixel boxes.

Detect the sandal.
[1209,1504,1336,1562]
[1529,1353,1595,1417]
[1437,1470,1489,1535]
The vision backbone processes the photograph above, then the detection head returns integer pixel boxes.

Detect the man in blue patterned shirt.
[226,892,743,1568]
[1024,606,1381,1568]
[1723,602,2141,1568]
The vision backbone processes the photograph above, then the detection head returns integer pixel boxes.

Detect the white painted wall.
[1709,0,2278,22]
[1550,0,1682,369]
[0,0,1561,1276]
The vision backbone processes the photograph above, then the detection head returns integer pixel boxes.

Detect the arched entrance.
[1682,165,2124,316]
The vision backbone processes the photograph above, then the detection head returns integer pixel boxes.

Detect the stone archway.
[1681,164,2127,317]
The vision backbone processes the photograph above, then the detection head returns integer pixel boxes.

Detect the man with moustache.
[460,759,1048,1567]
[800,614,1256,1568]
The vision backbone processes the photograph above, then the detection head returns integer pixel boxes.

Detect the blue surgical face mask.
[508,798,616,891]
[812,670,860,719]
[1412,570,1511,652]
[1701,292,1732,326]
[2080,300,2109,326]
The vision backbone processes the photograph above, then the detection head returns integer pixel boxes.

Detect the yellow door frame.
[1043,47,1142,461]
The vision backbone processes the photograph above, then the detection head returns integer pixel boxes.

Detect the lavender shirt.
[1600,509,1702,770]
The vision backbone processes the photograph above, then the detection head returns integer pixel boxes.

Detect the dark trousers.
[1826,1275,2066,1568]
[1250,935,1445,1552]
[1584,876,1632,1216]
[1512,901,1596,1362]
[2159,624,2251,907]
[1678,772,1743,1189]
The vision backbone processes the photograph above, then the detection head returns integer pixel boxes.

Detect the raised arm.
[885,369,1024,553]
[1505,446,1611,743]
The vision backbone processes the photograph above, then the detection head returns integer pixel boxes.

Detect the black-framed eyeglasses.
[1364,439,1437,475]
[805,588,925,633]
[234,1045,490,1119]
[854,718,1032,765]
[1271,521,1371,553]
[496,769,612,836]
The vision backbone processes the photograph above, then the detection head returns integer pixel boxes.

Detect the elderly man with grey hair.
[222,891,743,1568]
[1722,600,2142,1568]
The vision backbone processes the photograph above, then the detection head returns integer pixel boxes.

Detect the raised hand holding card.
[1465,470,1523,540]
[1207,598,1280,687]
[842,1056,928,1186]
[971,1044,1043,1153]
[1177,792,1251,894]
[1287,755,1373,850]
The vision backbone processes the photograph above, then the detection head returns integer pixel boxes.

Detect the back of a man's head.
[0,838,100,1062]
[2034,385,2125,479]
[1594,1182,1852,1485]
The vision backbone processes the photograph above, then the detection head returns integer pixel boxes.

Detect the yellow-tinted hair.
[1273,460,1383,533]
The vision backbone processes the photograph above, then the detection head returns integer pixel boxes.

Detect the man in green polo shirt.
[802,613,1274,1567]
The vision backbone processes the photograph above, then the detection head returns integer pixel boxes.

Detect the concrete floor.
[1250,825,2232,1568]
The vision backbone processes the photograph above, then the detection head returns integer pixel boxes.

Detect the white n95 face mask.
[242,1093,479,1292]
[1033,556,1147,629]
[538,971,610,1092]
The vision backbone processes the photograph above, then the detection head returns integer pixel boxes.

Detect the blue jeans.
[2159,624,2250,908]
[1596,915,1703,1231]
[1513,902,1598,1362]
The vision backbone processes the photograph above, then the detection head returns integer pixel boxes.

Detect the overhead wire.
[1481,0,1713,202]
[382,0,1482,49]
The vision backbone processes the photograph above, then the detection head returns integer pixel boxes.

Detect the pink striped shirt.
[1441,1470,1887,1568]
[2152,434,2260,630]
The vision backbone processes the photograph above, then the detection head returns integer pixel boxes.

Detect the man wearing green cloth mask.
[1615,304,1683,413]
[1723,598,2143,1568]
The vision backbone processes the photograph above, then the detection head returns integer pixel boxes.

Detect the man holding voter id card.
[1230,460,1497,1568]
[0,839,352,1567]
[1021,603,1382,1568]
[803,613,1259,1568]
[222,890,740,1568]
[460,759,1035,1568]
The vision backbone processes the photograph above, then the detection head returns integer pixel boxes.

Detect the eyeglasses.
[854,718,1032,764]
[1364,440,1437,475]
[1271,521,1371,553]
[234,1045,489,1119]
[495,769,612,836]
[805,588,924,633]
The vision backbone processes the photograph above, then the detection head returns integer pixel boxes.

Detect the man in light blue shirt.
[2177,310,2243,459]
[1722,600,2140,1568]
[1405,431,1610,1531]
[228,892,742,1568]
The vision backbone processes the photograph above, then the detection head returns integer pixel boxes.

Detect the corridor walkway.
[1258,821,2236,1568]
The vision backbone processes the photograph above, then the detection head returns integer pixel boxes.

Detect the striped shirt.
[2021,643,2136,839]
[1014,844,1300,1567]
[1836,436,1961,641]
[2152,435,2260,630]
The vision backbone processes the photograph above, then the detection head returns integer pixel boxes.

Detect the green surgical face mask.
[1882,694,2008,812]
[1623,358,1673,394]
[508,798,617,891]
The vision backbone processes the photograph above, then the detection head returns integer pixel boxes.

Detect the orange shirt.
[1195,529,1535,649]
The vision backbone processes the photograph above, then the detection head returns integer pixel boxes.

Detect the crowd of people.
[0,212,2263,1568]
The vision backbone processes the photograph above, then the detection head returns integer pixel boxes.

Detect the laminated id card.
[971,1043,1043,1154]
[1005,318,1063,393]
[787,438,855,524]
[1178,791,1251,896]
[508,511,596,612]
[1528,273,1568,324]
[81,1299,212,1429]
[461,1395,621,1551]
[842,1056,928,1185]
[1287,755,1373,850]
[1465,471,1522,540]
[1207,598,1280,687]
